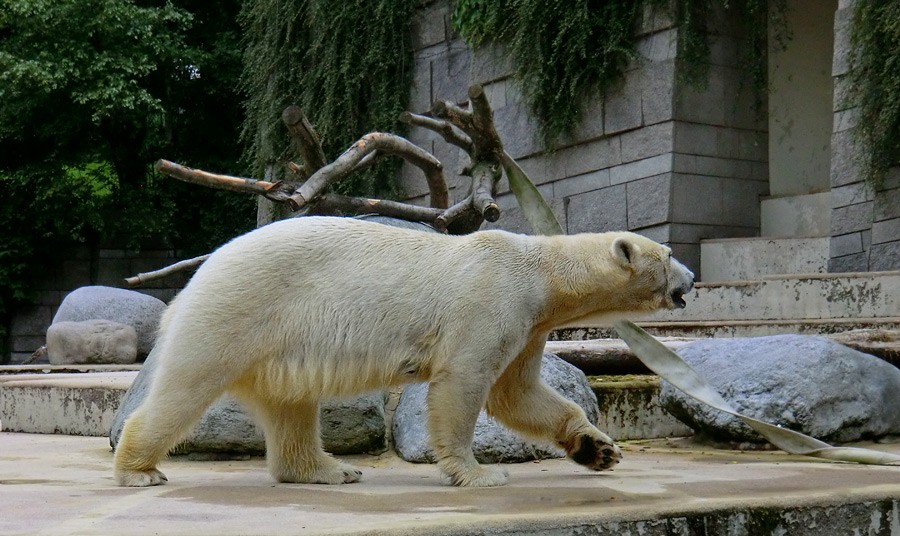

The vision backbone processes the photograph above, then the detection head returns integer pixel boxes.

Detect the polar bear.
[114,216,693,487]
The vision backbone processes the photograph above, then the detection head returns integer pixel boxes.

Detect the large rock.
[52,286,167,358]
[110,346,387,455]
[660,335,900,444]
[46,319,138,365]
[393,353,601,463]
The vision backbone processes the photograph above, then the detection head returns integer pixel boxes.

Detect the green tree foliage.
[240,0,414,197]
[451,0,788,145]
[0,0,254,354]
[849,0,900,186]
[452,0,643,145]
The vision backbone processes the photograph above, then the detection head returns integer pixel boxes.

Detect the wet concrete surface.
[1,433,899,535]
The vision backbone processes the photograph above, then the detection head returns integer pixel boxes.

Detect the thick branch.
[433,198,473,233]
[471,162,501,222]
[467,84,503,156]
[155,159,297,202]
[125,254,210,288]
[399,112,473,153]
[431,100,475,135]
[288,132,448,211]
[431,85,503,161]
[155,160,271,196]
[282,105,327,179]
[313,193,443,222]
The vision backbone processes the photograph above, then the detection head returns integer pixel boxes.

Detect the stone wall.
[828,0,900,272]
[404,1,766,273]
[5,247,186,364]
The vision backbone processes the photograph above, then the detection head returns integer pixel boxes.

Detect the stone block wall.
[828,0,900,272]
[404,1,767,274]
[4,248,187,364]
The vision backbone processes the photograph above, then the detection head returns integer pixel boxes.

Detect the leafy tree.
[240,0,414,198]
[0,0,254,360]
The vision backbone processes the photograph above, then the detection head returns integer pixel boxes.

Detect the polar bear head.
[543,231,695,326]
[608,233,695,311]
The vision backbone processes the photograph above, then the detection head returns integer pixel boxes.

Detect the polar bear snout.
[668,259,695,309]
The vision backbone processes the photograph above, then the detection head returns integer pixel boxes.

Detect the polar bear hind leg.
[114,352,234,487]
[231,387,362,484]
[486,339,622,471]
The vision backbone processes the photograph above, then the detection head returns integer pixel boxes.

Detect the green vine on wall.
[452,0,789,144]
[240,0,414,198]
[849,0,900,187]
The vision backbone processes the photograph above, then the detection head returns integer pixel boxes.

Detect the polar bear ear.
[612,236,638,268]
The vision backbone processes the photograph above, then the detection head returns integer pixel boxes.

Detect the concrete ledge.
[591,375,693,440]
[649,271,900,323]
[1,433,899,535]
[555,318,900,340]
[700,236,829,281]
[0,372,135,436]
[1,368,690,443]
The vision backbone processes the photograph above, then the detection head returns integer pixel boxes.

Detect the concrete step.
[651,271,900,323]
[554,317,900,340]
[0,368,135,437]
[554,271,900,339]
[700,236,829,282]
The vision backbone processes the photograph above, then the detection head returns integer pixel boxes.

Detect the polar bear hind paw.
[116,468,168,487]
[570,434,623,471]
[443,464,509,487]
[275,460,362,484]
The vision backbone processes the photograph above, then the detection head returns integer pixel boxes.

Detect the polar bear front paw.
[569,434,622,471]
[116,468,168,487]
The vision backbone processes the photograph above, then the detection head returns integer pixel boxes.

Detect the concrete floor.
[2,433,899,535]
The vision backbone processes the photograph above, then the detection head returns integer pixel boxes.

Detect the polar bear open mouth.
[670,289,687,309]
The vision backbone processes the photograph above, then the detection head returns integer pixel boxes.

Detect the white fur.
[115,216,693,487]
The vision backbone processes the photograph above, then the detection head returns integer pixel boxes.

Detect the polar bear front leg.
[486,341,622,472]
[426,374,509,487]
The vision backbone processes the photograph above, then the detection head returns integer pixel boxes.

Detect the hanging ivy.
[240,0,413,197]
[848,0,900,187]
[451,0,789,144]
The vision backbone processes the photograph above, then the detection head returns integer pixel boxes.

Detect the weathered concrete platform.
[1,433,899,535]
[0,365,694,443]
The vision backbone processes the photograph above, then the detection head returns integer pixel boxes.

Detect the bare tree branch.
[433,199,471,232]
[154,159,297,203]
[312,193,443,222]
[282,105,327,180]
[287,132,449,211]
[471,162,501,222]
[399,111,474,153]
[155,160,273,196]
[125,254,211,288]
[143,83,523,282]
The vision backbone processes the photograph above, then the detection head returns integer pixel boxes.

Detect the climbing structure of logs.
[129,85,511,287]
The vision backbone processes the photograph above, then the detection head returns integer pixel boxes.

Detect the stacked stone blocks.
[404,1,769,274]
[828,0,900,272]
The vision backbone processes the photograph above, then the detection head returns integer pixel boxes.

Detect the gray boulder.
[393,353,600,463]
[660,335,900,444]
[52,286,167,358]
[46,319,138,365]
[110,345,387,455]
